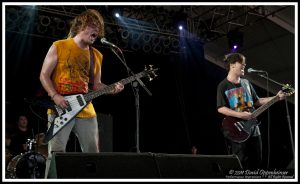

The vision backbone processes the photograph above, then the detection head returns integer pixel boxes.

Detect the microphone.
[247,68,267,74]
[100,38,118,48]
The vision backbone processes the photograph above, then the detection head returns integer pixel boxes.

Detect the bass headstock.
[144,65,158,81]
[282,84,295,97]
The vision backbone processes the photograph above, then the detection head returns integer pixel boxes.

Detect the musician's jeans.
[229,135,262,170]
[44,114,99,178]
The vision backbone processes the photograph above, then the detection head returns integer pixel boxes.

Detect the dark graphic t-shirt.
[217,78,261,137]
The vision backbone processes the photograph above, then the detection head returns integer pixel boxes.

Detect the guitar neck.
[83,72,146,102]
[252,96,279,118]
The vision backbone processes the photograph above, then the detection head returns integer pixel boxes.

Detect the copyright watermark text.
[226,169,294,179]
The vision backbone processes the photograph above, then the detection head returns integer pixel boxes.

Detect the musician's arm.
[255,90,285,106]
[255,97,273,106]
[93,69,107,91]
[218,106,253,120]
[40,45,58,98]
[40,45,68,109]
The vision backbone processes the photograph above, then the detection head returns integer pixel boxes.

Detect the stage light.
[131,32,141,41]
[152,36,161,45]
[37,24,47,34]
[115,13,120,18]
[143,34,152,43]
[153,45,162,54]
[163,37,171,47]
[40,15,51,27]
[227,30,243,52]
[171,38,180,49]
[121,29,130,39]
[143,44,152,53]
[131,41,141,51]
[178,25,183,30]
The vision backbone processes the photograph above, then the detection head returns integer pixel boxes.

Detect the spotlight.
[115,13,120,18]
[227,30,243,52]
[178,25,183,30]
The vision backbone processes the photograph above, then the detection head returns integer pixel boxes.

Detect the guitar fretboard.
[83,71,148,102]
[252,96,279,118]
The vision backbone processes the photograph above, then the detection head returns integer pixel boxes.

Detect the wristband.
[51,93,58,99]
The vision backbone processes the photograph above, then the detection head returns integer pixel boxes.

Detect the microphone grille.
[100,37,106,43]
[247,68,253,73]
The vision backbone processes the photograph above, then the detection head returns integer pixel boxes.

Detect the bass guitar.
[222,84,294,143]
[43,65,158,144]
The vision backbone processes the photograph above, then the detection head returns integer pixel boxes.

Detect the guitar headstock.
[144,65,158,81]
[282,84,295,97]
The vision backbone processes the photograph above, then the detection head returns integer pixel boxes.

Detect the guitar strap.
[240,78,252,97]
[88,46,95,91]
[241,79,257,113]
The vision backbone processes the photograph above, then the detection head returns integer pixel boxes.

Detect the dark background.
[4,5,295,171]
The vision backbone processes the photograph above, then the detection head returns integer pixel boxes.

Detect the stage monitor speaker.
[48,152,242,179]
[155,154,242,178]
[48,152,159,178]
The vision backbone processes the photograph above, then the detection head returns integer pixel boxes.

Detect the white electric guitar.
[43,65,158,144]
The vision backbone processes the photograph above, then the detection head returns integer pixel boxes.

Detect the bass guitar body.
[222,116,260,143]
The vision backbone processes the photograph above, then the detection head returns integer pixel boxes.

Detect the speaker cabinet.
[155,153,242,178]
[48,152,159,178]
[48,152,242,179]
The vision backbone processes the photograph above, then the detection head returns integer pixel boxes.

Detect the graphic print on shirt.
[225,87,253,112]
[57,50,90,94]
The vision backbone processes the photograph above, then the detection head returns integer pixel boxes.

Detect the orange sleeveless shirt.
[48,38,102,118]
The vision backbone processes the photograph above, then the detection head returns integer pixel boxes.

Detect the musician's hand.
[93,82,107,91]
[239,111,253,120]
[277,90,286,100]
[111,82,124,94]
[53,94,68,109]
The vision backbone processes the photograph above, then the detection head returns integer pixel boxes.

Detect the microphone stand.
[110,47,152,153]
[257,74,295,161]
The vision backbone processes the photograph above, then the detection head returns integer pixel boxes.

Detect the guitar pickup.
[66,102,72,112]
[234,122,244,132]
[77,95,84,106]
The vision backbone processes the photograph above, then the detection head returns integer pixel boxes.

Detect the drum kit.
[6,133,48,179]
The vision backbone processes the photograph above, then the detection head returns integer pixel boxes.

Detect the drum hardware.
[26,138,37,152]
[6,138,46,179]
